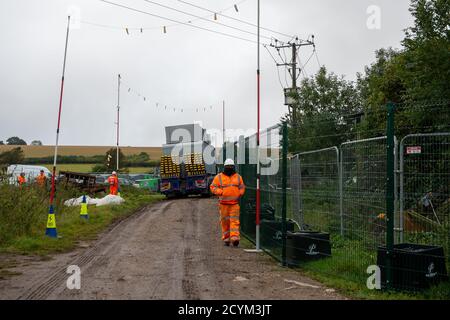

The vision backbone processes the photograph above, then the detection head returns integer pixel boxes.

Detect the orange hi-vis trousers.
[219,203,240,243]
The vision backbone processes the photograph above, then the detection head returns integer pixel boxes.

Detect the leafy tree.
[286,66,362,152]
[30,140,43,146]
[0,147,25,165]
[0,141,4,145]
[401,0,450,102]
[6,136,27,145]
[355,0,450,138]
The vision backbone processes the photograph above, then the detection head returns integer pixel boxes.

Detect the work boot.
[232,240,239,247]
[224,241,230,247]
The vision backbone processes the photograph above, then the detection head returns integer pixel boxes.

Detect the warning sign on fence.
[406,146,422,154]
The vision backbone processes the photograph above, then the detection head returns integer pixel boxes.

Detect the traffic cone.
[45,205,58,238]
[80,195,89,220]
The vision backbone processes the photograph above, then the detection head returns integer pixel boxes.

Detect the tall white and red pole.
[116,74,121,172]
[255,0,261,251]
[46,16,71,238]
[245,0,262,253]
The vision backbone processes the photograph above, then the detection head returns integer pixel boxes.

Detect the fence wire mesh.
[236,101,449,292]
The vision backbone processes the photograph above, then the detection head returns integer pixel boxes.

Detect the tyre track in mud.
[2,197,345,300]
[16,201,173,300]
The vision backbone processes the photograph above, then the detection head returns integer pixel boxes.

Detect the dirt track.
[0,198,344,300]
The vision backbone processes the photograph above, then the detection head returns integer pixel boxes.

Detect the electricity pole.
[272,37,315,123]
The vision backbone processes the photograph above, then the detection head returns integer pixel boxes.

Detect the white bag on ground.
[64,196,94,206]
[95,194,125,207]
[64,195,124,207]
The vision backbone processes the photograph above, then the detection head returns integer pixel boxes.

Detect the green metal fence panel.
[236,101,449,292]
[400,133,450,263]
[239,125,285,261]
[291,147,340,234]
[340,136,389,247]
[338,136,392,284]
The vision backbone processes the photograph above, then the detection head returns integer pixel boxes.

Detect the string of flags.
[123,81,217,114]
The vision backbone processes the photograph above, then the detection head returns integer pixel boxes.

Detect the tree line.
[0,137,42,146]
[0,147,159,172]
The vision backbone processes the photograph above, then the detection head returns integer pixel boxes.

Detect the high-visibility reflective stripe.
[222,216,239,220]
[221,184,239,188]
[223,230,230,235]
[211,183,219,187]
[229,228,240,232]
[219,196,240,201]
[218,173,223,186]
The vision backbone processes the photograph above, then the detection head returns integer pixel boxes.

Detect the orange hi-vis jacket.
[108,175,119,195]
[17,175,26,186]
[210,172,245,205]
[36,173,47,186]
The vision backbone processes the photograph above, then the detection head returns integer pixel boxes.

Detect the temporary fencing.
[235,101,450,292]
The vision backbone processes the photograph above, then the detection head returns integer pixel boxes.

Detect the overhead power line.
[84,0,247,31]
[177,0,294,40]
[99,0,267,45]
[141,0,274,41]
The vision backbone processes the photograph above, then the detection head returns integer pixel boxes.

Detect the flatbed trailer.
[158,123,217,198]
[160,174,213,198]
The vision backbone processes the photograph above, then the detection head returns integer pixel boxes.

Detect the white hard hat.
[224,159,235,166]
[112,171,117,175]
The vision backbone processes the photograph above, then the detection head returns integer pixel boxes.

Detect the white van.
[6,164,52,185]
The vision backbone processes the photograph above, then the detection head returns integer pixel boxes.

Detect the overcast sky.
[0,0,413,147]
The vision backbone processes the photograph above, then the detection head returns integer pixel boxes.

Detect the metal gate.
[339,136,398,249]
[290,147,340,233]
[399,133,450,260]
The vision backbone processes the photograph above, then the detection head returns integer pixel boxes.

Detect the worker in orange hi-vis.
[36,170,47,187]
[210,159,245,247]
[107,171,119,195]
[17,172,26,187]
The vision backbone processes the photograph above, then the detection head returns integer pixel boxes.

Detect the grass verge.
[298,252,450,300]
[0,184,164,256]
[241,231,449,299]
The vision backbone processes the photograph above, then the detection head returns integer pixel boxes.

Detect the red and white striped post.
[46,16,71,238]
[245,0,262,253]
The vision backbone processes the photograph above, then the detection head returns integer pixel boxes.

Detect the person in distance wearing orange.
[210,159,245,247]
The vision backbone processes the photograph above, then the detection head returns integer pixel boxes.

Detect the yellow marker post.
[45,205,58,238]
[80,195,89,220]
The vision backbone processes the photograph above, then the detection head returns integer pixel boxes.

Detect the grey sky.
[0,0,413,147]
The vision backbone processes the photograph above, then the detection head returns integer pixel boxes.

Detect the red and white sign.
[406,146,422,154]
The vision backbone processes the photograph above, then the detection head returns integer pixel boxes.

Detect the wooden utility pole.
[272,38,315,123]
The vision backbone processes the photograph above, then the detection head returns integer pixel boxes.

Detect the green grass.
[0,184,164,256]
[126,167,155,174]
[43,163,94,173]
[297,248,450,300]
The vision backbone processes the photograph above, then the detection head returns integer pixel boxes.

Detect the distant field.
[42,164,154,174]
[0,145,162,159]
[42,164,94,173]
